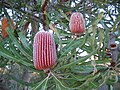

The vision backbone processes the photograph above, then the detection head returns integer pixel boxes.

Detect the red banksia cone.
[1,17,15,38]
[69,12,85,34]
[33,30,57,73]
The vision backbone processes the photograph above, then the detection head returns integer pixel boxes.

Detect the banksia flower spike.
[33,30,57,73]
[1,17,15,38]
[69,12,85,34]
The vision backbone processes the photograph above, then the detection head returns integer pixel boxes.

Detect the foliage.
[0,0,120,90]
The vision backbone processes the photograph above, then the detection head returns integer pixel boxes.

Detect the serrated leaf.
[0,42,33,67]
[6,28,32,60]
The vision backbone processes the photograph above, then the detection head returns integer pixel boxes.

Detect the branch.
[0,1,41,22]
[41,0,49,30]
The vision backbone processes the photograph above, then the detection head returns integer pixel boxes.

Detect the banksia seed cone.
[33,30,57,73]
[1,17,15,38]
[69,12,85,34]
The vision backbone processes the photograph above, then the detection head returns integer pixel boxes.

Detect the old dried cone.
[69,12,85,34]
[1,17,15,38]
[33,30,57,73]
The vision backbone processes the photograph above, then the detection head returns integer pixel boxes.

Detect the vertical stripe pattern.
[69,12,85,34]
[33,31,56,70]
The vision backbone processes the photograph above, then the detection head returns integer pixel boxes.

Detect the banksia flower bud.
[1,17,15,38]
[33,30,57,73]
[69,12,85,34]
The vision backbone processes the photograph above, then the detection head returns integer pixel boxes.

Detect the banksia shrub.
[33,30,57,73]
[1,17,15,38]
[69,12,85,34]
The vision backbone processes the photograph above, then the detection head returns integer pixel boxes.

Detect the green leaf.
[60,37,86,58]
[93,12,104,25]
[107,74,118,85]
[18,32,32,55]
[37,0,41,6]
[0,43,33,67]
[56,47,98,70]
[32,74,50,90]
[71,65,93,74]
[0,50,33,66]
[58,9,69,21]
[0,57,8,67]
[6,28,32,60]
[69,73,92,82]
[51,72,73,90]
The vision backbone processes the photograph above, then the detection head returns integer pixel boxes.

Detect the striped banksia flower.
[33,30,57,73]
[69,12,85,34]
[1,17,15,38]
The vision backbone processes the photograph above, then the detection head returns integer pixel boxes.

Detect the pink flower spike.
[69,12,85,34]
[33,30,57,73]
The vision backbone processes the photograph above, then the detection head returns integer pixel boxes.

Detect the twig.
[41,0,49,30]
[0,1,41,22]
